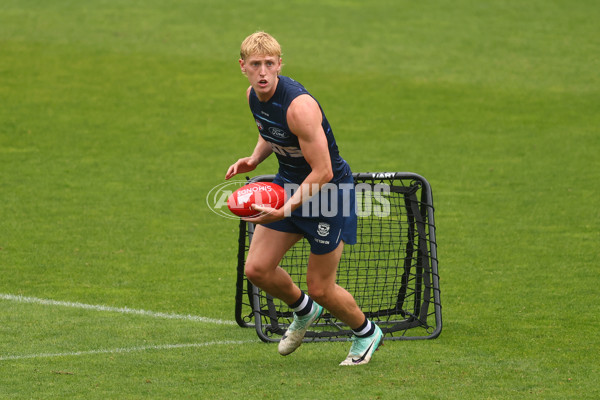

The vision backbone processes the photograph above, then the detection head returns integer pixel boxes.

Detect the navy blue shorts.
[264,173,357,255]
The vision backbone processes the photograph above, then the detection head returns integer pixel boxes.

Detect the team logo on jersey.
[255,119,263,131]
[317,222,330,237]
[268,127,288,139]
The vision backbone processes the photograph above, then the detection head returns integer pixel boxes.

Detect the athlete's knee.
[244,258,278,286]
[244,261,265,285]
[306,282,332,305]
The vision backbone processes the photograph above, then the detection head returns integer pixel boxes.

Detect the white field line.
[0,293,237,325]
[0,340,255,361]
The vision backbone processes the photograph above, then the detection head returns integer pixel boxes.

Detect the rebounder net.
[234,172,441,342]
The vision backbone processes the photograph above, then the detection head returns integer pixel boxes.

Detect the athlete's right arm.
[226,86,273,180]
[225,135,273,180]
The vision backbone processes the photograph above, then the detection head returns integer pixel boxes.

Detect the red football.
[227,182,286,218]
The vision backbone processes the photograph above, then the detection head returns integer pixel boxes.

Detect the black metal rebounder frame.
[234,172,441,342]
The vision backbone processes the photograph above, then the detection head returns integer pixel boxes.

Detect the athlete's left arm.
[245,94,332,224]
[288,94,334,188]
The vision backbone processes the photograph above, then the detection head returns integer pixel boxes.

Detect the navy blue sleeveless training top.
[249,76,351,185]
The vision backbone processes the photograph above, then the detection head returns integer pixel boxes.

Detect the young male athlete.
[225,31,383,365]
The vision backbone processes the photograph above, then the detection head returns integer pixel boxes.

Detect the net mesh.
[235,173,441,342]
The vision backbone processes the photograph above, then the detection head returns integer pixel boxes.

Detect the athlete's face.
[239,54,281,102]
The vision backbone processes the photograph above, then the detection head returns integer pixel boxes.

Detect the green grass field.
[1,0,599,398]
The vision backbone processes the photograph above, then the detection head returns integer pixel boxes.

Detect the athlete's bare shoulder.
[287,94,323,140]
[288,94,320,122]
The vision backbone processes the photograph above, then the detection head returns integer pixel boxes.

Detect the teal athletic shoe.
[339,324,384,366]
[278,303,324,356]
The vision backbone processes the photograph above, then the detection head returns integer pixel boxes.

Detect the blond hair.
[240,31,282,60]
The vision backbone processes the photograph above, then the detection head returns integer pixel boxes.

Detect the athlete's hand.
[242,204,285,224]
[225,157,257,180]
